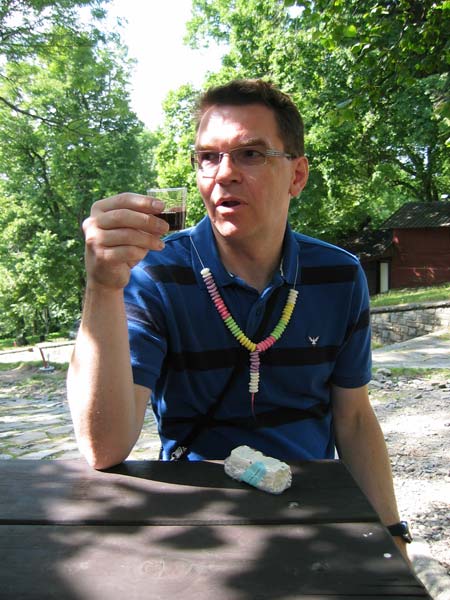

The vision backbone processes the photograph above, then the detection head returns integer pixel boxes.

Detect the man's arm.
[332,384,409,559]
[67,193,168,469]
[67,287,151,469]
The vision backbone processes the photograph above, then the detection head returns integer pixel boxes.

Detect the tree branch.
[0,94,63,127]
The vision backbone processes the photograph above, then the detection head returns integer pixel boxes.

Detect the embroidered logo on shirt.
[308,336,320,346]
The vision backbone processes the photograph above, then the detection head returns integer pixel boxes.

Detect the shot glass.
[147,187,187,232]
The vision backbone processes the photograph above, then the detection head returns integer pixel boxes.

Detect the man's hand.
[83,192,170,291]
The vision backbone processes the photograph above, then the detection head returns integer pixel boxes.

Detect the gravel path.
[0,344,449,599]
[369,369,450,599]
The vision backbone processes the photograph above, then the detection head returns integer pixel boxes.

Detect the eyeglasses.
[191,145,294,177]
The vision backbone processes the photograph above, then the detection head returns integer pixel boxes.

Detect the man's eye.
[237,148,264,161]
[200,152,220,164]
[245,148,260,157]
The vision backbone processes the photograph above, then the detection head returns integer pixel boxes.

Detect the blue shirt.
[124,216,372,461]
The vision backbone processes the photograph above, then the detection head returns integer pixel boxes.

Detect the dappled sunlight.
[1,459,426,598]
[381,412,447,436]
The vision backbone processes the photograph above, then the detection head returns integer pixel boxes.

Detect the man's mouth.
[221,200,240,208]
[217,198,242,208]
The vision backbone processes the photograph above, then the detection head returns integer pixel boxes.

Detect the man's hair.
[195,79,304,157]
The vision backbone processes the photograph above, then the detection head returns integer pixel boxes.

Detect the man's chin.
[211,217,242,238]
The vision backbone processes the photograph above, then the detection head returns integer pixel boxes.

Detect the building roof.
[341,228,393,261]
[381,201,450,229]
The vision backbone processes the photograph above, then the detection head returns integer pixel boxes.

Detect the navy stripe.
[343,308,371,342]
[354,308,370,332]
[125,302,162,332]
[144,264,357,285]
[301,265,357,285]
[161,403,329,430]
[143,265,197,284]
[167,347,246,371]
[167,345,338,372]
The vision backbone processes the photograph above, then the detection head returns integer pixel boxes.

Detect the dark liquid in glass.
[160,210,186,231]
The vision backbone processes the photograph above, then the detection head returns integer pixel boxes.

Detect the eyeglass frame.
[190,144,295,176]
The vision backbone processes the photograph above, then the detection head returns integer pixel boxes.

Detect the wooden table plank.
[0,523,431,599]
[0,459,378,525]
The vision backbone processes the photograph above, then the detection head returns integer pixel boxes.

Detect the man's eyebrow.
[195,138,268,151]
[236,138,267,148]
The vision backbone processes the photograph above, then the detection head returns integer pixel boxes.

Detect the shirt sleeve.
[124,263,168,391]
[330,262,372,388]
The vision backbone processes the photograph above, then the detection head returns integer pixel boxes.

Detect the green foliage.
[177,0,450,242]
[154,84,206,226]
[0,0,156,339]
[1,0,448,337]
[293,0,449,104]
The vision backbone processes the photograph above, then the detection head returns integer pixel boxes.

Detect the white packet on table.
[224,445,292,494]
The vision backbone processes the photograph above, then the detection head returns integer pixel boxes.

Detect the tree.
[0,1,157,339]
[180,0,449,241]
[0,0,110,119]
[289,0,449,114]
[153,84,205,227]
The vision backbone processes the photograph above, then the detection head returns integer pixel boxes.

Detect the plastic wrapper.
[224,445,292,494]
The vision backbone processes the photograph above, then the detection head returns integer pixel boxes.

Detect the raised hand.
[83,192,169,290]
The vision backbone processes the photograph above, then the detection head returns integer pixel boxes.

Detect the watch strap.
[387,521,413,543]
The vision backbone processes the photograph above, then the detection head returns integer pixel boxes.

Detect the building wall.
[362,261,378,295]
[391,228,450,289]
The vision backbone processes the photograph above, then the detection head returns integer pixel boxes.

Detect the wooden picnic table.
[0,459,431,599]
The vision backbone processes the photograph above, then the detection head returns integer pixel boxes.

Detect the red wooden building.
[342,202,450,295]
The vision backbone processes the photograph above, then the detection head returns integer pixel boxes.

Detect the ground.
[369,368,450,591]
[0,362,449,598]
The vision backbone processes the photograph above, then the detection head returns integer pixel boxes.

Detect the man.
[67,79,410,557]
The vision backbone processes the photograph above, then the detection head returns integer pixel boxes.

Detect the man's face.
[195,103,308,247]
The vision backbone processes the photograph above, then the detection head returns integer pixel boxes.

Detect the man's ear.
[289,156,309,197]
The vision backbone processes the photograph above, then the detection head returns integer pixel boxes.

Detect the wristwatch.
[387,521,413,543]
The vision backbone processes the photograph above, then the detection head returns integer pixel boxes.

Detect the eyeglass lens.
[195,147,267,173]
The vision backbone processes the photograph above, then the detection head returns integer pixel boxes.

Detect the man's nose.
[215,152,241,182]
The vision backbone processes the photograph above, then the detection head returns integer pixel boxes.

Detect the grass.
[0,332,68,352]
[374,366,450,378]
[370,282,450,308]
[0,361,68,372]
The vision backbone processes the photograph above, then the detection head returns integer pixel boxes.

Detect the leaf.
[343,24,358,38]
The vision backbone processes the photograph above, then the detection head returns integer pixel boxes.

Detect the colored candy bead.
[201,267,299,404]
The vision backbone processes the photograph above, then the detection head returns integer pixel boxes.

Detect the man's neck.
[215,236,283,293]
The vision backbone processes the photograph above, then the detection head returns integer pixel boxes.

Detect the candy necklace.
[190,237,299,414]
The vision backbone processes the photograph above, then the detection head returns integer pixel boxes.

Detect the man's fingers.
[88,226,165,251]
[90,244,151,269]
[91,192,165,216]
[83,192,169,290]
[87,191,170,237]
[94,208,168,236]
[84,243,152,290]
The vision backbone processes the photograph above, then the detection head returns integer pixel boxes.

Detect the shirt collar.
[189,217,300,288]
[280,222,300,286]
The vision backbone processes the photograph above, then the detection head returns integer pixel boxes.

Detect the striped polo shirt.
[124,216,372,461]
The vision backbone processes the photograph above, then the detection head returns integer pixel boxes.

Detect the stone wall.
[371,301,450,344]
